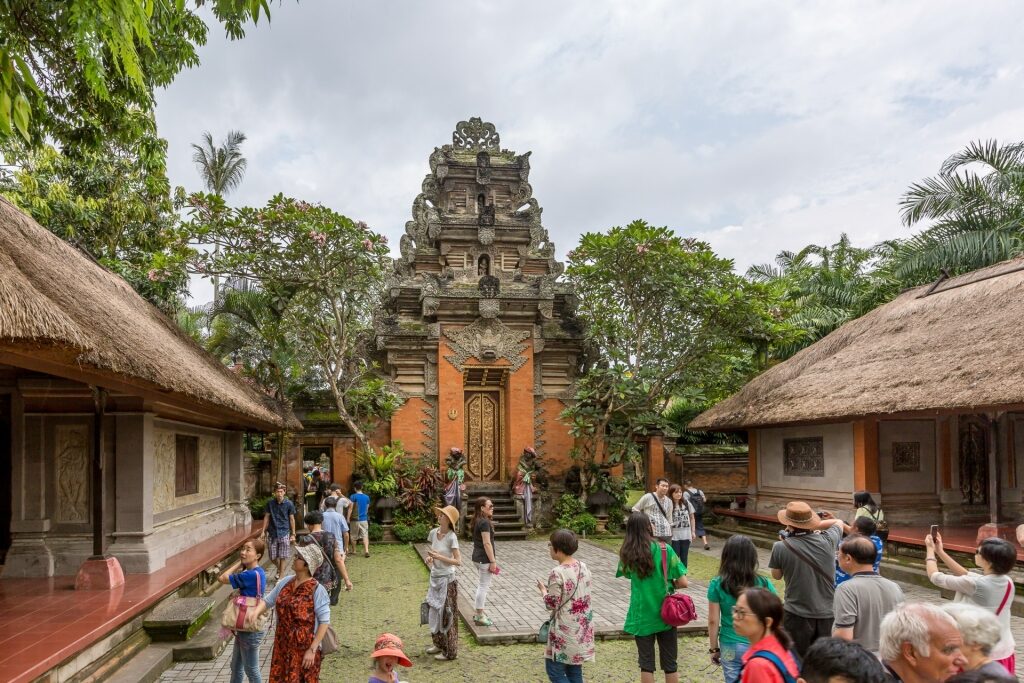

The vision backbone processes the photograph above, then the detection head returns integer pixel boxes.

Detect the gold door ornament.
[465,392,500,480]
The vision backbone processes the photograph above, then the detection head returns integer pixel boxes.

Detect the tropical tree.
[748,233,879,359]
[188,194,400,452]
[191,130,248,301]
[888,139,1024,286]
[564,220,791,493]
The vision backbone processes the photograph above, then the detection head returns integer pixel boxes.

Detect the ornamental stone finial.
[452,117,500,151]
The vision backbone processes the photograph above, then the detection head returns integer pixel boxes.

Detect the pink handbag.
[659,543,697,626]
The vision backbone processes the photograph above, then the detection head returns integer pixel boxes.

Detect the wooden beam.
[853,419,880,491]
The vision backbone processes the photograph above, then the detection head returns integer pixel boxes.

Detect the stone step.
[143,597,215,642]
[493,529,528,540]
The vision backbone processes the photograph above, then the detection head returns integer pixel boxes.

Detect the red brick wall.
[537,398,575,477]
[389,397,432,458]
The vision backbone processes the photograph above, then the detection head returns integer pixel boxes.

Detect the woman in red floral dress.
[536,529,595,683]
[253,544,332,682]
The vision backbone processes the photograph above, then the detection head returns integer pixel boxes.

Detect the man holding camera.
[769,500,845,658]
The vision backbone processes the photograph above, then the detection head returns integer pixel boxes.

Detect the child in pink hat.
[369,632,412,683]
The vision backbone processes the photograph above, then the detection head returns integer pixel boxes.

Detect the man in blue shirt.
[322,496,349,554]
[349,482,372,558]
[263,483,296,581]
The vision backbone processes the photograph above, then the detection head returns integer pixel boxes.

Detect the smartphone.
[930,524,939,541]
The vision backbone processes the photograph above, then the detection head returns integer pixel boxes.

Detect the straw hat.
[372,633,413,667]
[295,543,324,576]
[776,501,822,530]
[433,505,460,528]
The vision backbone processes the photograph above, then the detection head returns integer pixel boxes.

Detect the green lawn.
[321,544,722,682]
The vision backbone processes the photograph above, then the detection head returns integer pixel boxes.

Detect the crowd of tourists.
[214,473,1021,683]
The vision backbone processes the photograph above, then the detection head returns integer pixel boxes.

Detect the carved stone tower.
[374,118,584,482]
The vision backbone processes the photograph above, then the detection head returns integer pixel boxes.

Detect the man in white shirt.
[632,477,673,541]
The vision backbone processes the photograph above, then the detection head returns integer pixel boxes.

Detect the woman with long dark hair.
[616,511,688,683]
[668,484,695,568]
[732,588,799,683]
[470,496,498,627]
[707,536,777,683]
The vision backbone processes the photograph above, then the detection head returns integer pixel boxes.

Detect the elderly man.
[880,602,967,683]
[833,535,905,654]
[632,477,673,542]
[769,501,845,657]
[798,638,889,683]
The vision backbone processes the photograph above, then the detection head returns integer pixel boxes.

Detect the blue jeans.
[230,630,263,683]
[545,658,584,683]
[720,641,749,683]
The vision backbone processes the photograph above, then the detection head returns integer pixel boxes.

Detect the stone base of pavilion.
[413,540,709,644]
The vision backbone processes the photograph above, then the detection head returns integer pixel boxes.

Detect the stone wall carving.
[452,117,500,151]
[534,405,546,457]
[892,441,921,473]
[479,299,500,319]
[154,429,224,515]
[421,398,438,460]
[444,318,530,372]
[424,355,439,396]
[55,424,90,523]
[783,437,824,477]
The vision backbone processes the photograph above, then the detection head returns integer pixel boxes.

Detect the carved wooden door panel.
[465,392,501,481]
[959,416,989,505]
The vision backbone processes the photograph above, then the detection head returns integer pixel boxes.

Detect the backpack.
[743,650,798,683]
[687,489,705,516]
[307,533,338,588]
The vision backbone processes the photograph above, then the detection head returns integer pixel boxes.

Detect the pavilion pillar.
[852,418,880,496]
[976,412,1014,543]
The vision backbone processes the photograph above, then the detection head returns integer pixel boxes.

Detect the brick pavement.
[413,539,710,643]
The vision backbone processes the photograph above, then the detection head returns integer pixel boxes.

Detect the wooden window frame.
[175,435,199,496]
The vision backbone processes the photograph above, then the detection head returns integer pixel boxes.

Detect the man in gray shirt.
[833,534,904,655]
[769,501,845,657]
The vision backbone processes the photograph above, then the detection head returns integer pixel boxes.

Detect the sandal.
[474,616,494,627]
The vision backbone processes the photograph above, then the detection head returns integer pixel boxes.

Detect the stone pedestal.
[975,522,1017,545]
[75,555,125,590]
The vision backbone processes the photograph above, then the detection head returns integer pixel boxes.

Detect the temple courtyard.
[156,538,1024,683]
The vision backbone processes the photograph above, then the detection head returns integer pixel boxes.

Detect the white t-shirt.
[428,528,460,578]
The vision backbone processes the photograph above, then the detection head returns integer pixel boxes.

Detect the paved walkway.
[413,540,710,643]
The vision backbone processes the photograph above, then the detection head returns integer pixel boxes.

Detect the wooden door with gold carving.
[465,391,502,481]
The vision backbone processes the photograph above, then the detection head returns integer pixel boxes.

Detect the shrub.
[394,522,430,543]
[554,493,587,529]
[247,495,272,519]
[567,513,598,536]
[368,522,384,542]
[607,506,626,532]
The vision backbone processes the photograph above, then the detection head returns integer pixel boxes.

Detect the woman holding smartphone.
[471,497,498,627]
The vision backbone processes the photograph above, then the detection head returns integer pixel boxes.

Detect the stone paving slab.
[413,540,710,644]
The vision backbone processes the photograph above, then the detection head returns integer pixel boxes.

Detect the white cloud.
[159,1,1024,304]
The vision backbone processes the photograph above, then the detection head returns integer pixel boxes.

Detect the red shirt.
[740,633,799,683]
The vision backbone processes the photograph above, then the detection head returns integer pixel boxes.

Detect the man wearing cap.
[263,482,296,582]
[769,500,845,657]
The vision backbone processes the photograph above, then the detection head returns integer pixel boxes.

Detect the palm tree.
[890,139,1024,286]
[191,130,248,302]
[748,233,880,359]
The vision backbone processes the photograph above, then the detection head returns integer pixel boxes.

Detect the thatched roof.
[691,256,1024,430]
[0,197,297,431]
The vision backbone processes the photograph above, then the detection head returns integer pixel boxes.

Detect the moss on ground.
[321,544,721,682]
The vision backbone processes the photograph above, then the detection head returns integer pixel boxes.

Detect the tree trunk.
[331,388,370,454]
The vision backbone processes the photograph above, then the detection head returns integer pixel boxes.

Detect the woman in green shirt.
[616,511,688,683]
[706,535,777,683]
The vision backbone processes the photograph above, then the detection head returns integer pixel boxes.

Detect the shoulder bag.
[537,564,583,643]
[780,535,835,591]
[868,508,890,542]
[744,651,798,683]
[221,568,270,633]
[659,543,697,626]
[643,493,673,526]
[996,577,1013,616]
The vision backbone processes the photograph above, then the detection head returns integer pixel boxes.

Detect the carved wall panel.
[783,437,824,477]
[154,428,224,514]
[444,318,530,373]
[892,441,921,473]
[55,424,90,523]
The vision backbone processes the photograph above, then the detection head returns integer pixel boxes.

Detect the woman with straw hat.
[252,543,331,682]
[424,504,462,660]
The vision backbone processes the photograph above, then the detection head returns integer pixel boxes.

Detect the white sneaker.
[425,646,441,654]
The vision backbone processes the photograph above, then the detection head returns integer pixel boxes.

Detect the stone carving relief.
[479,299,500,319]
[476,151,492,184]
[478,224,495,245]
[444,318,531,372]
[424,355,439,396]
[421,398,438,458]
[533,404,546,457]
[452,117,500,151]
[479,275,500,298]
[892,441,921,473]
[55,424,90,523]
[537,301,554,319]
[783,437,824,477]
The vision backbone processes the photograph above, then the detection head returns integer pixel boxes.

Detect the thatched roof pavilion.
[0,197,295,432]
[692,256,1024,430]
[692,256,1024,529]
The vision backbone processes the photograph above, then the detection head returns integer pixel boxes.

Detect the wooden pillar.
[1007,419,1016,489]
[939,416,952,490]
[853,418,880,492]
[988,413,1001,524]
[91,387,107,558]
[747,431,758,488]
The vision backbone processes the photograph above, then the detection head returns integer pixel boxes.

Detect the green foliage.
[554,495,599,535]
[663,398,745,445]
[567,513,599,536]
[188,194,397,450]
[606,506,626,533]
[564,220,791,485]
[247,494,272,519]
[393,521,431,543]
[355,442,401,499]
[396,458,445,519]
[0,138,191,312]
[367,522,383,542]
[0,1,280,150]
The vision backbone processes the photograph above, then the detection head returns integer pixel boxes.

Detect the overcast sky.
[154,1,1024,305]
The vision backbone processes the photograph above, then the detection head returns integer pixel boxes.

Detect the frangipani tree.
[188,193,400,451]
